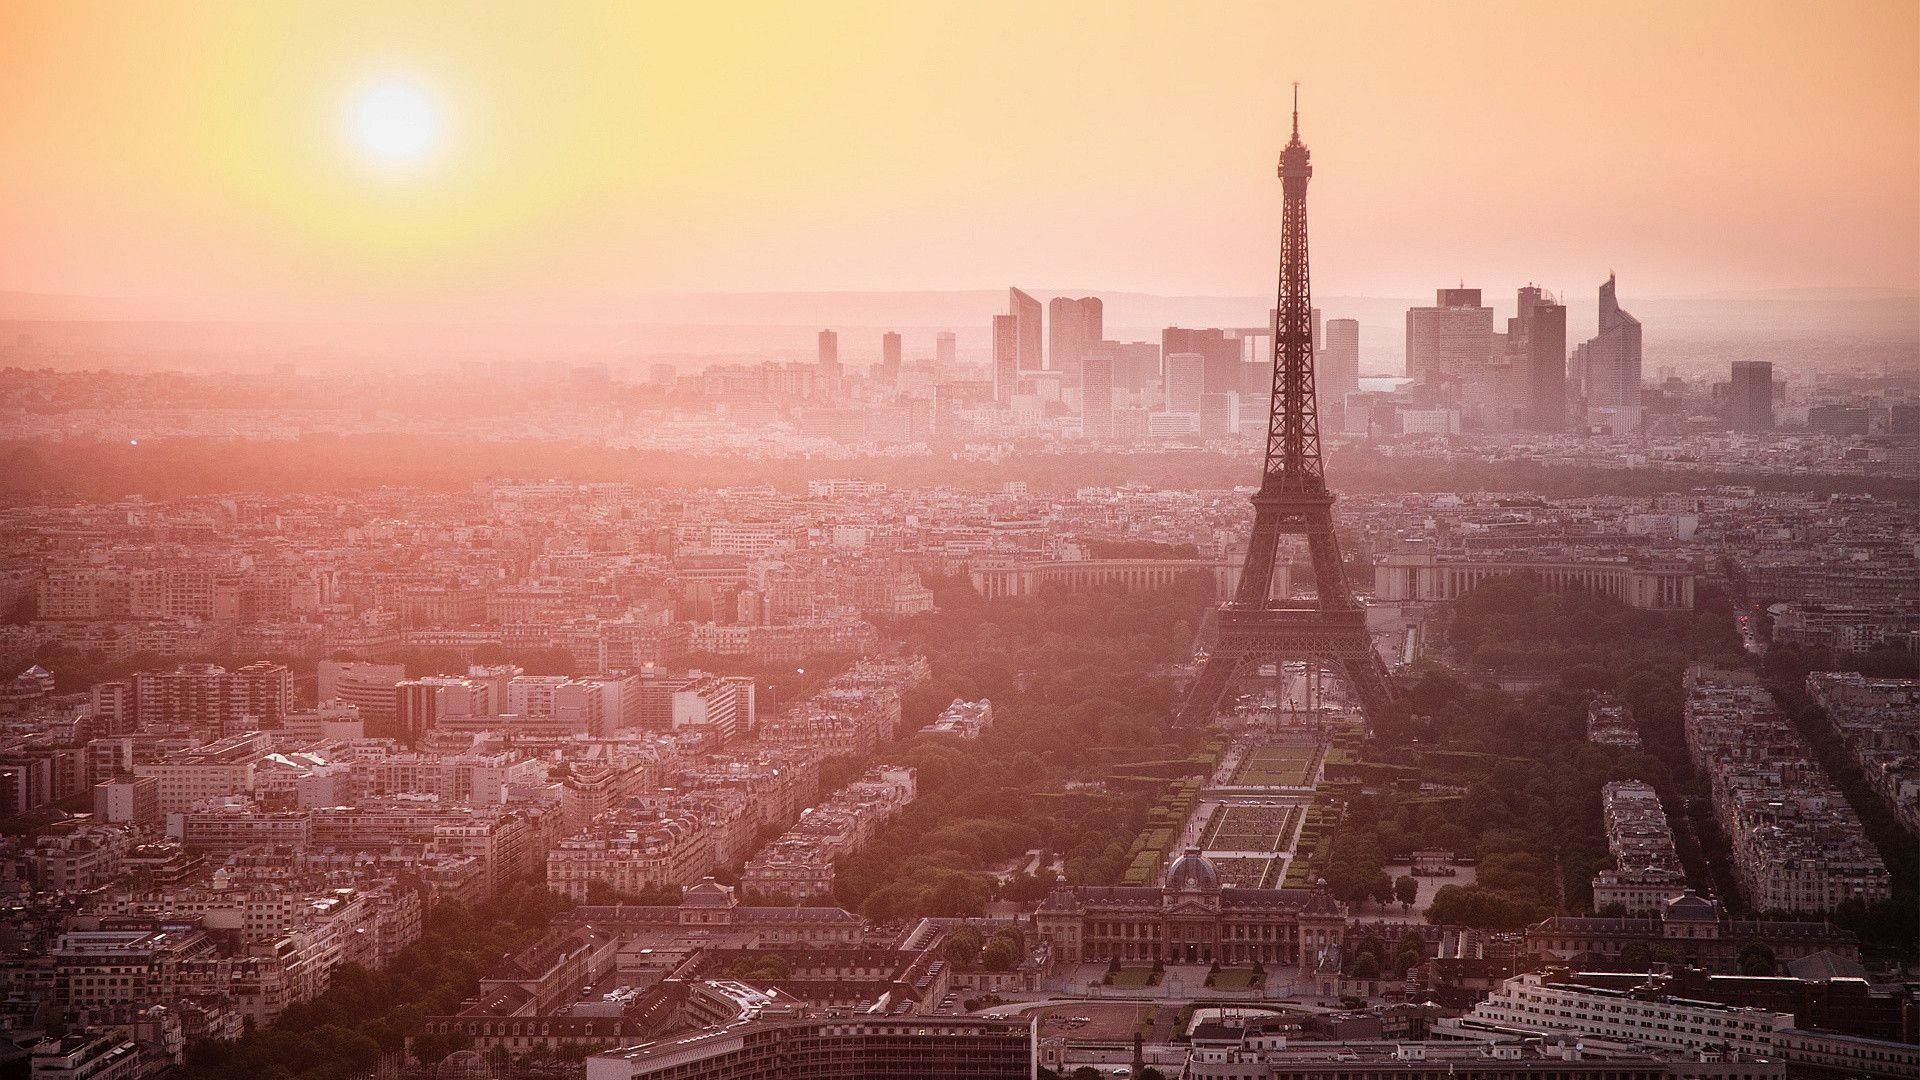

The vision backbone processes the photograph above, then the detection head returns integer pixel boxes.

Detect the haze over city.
[0,5,1916,1080]
[3,2,1917,323]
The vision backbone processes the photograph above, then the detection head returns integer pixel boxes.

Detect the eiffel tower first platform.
[1174,92,1394,726]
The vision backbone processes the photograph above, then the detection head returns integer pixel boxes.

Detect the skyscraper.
[1728,360,1774,431]
[1198,391,1238,438]
[133,662,292,733]
[1080,353,1114,440]
[991,314,1018,406]
[1162,327,1241,397]
[935,331,956,375]
[1405,288,1493,389]
[880,331,902,373]
[817,329,838,368]
[1165,352,1205,412]
[1573,273,1643,408]
[1319,318,1361,407]
[1240,357,1269,406]
[1048,296,1103,376]
[1008,288,1043,371]
[1512,286,1567,431]
[1089,339,1160,396]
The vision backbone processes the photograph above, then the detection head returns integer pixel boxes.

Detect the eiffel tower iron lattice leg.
[1175,88,1394,727]
[1175,499,1394,726]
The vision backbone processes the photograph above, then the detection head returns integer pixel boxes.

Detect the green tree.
[943,927,984,969]
[1324,836,1387,908]
[1368,871,1396,907]
[173,878,571,1080]
[584,879,680,905]
[408,1032,469,1068]
[1738,942,1777,977]
[1396,931,1426,973]
[981,935,1021,972]
[1424,885,1543,931]
[1393,874,1419,909]
[1618,939,1654,967]
[726,952,793,984]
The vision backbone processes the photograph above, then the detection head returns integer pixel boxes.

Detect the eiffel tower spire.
[1176,94,1394,726]
[1266,82,1322,496]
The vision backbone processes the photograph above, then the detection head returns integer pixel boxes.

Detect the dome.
[1166,848,1220,892]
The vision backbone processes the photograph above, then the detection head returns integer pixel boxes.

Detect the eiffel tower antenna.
[1176,97,1394,726]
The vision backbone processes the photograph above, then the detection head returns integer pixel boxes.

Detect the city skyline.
[2,2,1916,325]
[1,6,1917,1080]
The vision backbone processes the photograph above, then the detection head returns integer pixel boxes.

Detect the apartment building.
[1592,781,1688,914]
[545,811,715,901]
[1462,971,1790,1058]
[132,731,271,814]
[1683,667,1890,911]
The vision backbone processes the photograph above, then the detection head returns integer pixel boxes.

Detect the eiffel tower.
[1175,90,1393,726]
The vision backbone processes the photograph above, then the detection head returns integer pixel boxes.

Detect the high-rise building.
[1080,353,1115,440]
[506,675,607,736]
[1198,391,1239,437]
[1572,273,1643,408]
[1808,404,1870,437]
[634,671,756,741]
[1007,287,1043,371]
[1319,317,1361,407]
[816,329,841,398]
[1048,295,1102,375]
[1406,288,1493,390]
[317,660,405,729]
[1162,327,1241,397]
[93,775,159,827]
[934,331,956,375]
[395,676,496,745]
[1240,359,1269,408]
[1089,339,1160,396]
[1511,286,1567,431]
[1165,352,1205,412]
[132,662,292,734]
[1728,360,1774,432]
[88,680,135,736]
[991,314,1018,406]
[880,331,901,374]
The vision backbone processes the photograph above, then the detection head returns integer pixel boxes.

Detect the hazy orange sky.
[1,1,1915,320]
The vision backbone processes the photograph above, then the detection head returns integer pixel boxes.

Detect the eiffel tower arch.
[1176,91,1393,727]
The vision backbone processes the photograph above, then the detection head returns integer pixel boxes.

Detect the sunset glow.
[1,4,1916,1072]
[0,1,1914,318]
[348,80,441,170]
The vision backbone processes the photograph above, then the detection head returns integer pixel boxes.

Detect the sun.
[348,80,440,169]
